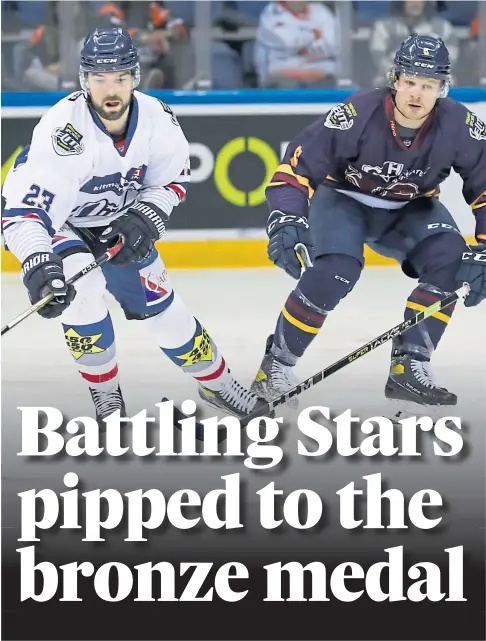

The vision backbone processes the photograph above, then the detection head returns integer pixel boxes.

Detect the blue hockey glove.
[457,244,486,307]
[267,210,314,280]
[21,252,76,319]
[100,201,167,265]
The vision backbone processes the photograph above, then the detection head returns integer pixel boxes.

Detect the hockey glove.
[267,210,314,280]
[21,252,76,319]
[100,201,167,265]
[456,244,486,307]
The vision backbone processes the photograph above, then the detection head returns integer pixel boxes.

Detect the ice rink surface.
[2,265,484,423]
[2,266,485,557]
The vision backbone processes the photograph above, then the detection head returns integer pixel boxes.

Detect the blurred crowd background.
[2,0,486,93]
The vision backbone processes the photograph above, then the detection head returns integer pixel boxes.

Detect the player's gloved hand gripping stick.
[1,237,125,336]
[168,243,470,441]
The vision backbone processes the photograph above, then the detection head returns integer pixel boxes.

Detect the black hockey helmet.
[390,34,451,97]
[79,27,140,91]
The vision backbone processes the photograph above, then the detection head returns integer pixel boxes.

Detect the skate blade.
[385,398,458,425]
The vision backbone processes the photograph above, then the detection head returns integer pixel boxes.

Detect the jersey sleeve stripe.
[269,163,315,198]
[166,183,187,201]
[2,207,55,235]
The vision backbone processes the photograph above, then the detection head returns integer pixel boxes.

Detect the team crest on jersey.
[361,161,429,183]
[158,99,179,126]
[80,165,147,196]
[344,162,430,200]
[465,111,486,141]
[324,102,357,131]
[52,123,85,156]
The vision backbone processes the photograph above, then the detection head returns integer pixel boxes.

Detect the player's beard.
[92,95,130,121]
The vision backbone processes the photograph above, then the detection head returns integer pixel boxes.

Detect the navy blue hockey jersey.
[266,88,486,237]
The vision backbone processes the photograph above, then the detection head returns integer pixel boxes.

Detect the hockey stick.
[1,238,124,336]
[167,247,470,440]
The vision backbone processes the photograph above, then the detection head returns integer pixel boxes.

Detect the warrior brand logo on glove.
[21,253,51,278]
[131,201,166,237]
[99,201,168,265]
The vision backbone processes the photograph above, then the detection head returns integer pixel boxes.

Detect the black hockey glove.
[456,244,486,307]
[21,252,76,319]
[267,210,314,279]
[100,201,167,265]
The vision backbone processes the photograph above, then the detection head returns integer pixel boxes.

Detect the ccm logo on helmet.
[413,62,435,68]
[97,58,118,64]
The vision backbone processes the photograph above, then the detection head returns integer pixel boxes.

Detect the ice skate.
[89,385,128,430]
[385,353,457,423]
[251,335,299,409]
[198,376,272,421]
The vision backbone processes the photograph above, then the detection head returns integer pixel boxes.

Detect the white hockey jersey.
[2,89,190,261]
[254,1,339,81]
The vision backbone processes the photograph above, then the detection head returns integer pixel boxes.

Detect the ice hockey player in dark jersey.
[251,34,486,417]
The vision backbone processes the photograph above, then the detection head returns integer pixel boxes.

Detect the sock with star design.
[62,313,119,391]
[140,292,231,390]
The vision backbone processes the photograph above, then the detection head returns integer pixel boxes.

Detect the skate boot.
[250,335,299,409]
[198,376,273,421]
[89,385,128,430]
[385,353,457,423]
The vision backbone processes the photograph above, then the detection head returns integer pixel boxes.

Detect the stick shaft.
[241,281,470,425]
[1,240,123,336]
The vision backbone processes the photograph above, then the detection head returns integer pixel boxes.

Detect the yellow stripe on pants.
[406,301,451,324]
[282,308,321,333]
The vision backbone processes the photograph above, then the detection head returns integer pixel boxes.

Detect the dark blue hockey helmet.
[79,27,140,91]
[390,34,451,97]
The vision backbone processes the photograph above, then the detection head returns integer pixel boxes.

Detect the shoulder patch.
[324,102,357,131]
[51,122,85,156]
[465,111,486,141]
[68,91,83,102]
[158,99,179,126]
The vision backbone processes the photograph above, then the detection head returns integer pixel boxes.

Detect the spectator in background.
[20,1,89,91]
[369,0,458,86]
[93,1,189,89]
[19,1,188,91]
[254,1,340,88]
[464,11,485,85]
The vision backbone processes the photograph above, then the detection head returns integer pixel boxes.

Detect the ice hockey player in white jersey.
[2,27,268,427]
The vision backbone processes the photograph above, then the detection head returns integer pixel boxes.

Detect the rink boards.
[1,89,483,271]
